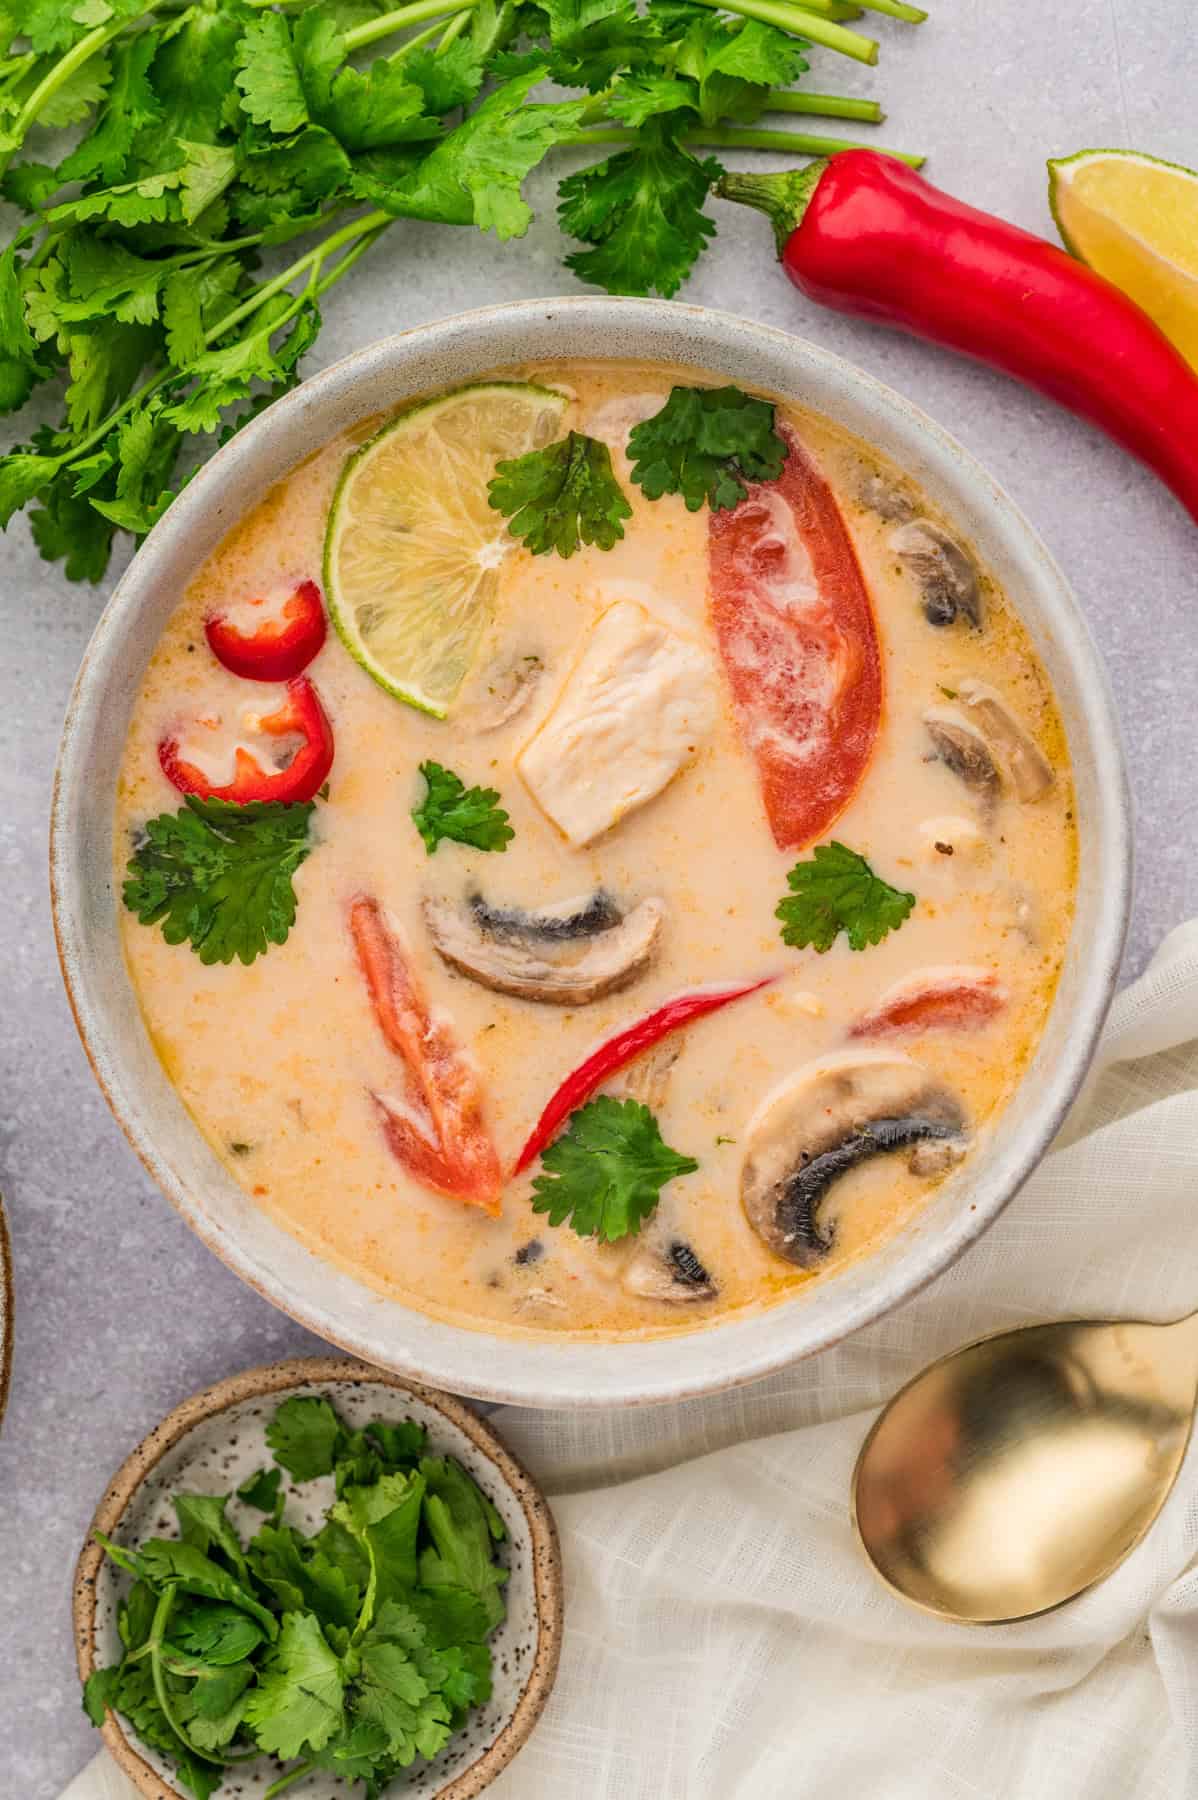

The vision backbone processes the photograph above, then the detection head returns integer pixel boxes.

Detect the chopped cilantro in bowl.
[76,1368,560,1800]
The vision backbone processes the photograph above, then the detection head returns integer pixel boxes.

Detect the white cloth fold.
[67,924,1198,1800]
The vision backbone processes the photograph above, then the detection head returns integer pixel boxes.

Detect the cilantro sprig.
[412,761,514,855]
[122,795,316,966]
[84,1395,508,1800]
[776,841,917,953]
[627,383,788,511]
[531,1095,699,1242]
[488,428,632,557]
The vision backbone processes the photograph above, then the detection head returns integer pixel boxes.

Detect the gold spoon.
[852,1313,1198,1623]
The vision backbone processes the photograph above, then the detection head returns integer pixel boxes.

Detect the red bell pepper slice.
[708,424,882,850]
[159,676,334,806]
[350,896,503,1214]
[514,978,773,1173]
[850,967,1005,1039]
[205,578,327,682]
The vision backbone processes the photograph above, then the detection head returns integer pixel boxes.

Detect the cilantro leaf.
[488,429,631,557]
[242,1610,346,1760]
[332,1470,426,1623]
[122,794,315,967]
[82,1663,122,1726]
[170,1599,266,1666]
[237,1466,283,1513]
[531,1094,699,1243]
[57,31,159,185]
[412,761,514,855]
[0,239,47,413]
[266,1393,345,1480]
[30,464,115,579]
[776,841,917,952]
[97,1533,278,1636]
[353,1631,453,1764]
[404,38,485,114]
[673,15,808,126]
[627,382,787,511]
[249,1521,364,1629]
[173,1492,249,1580]
[235,11,309,135]
[0,448,57,525]
[320,58,439,152]
[417,1459,508,1632]
[559,120,719,297]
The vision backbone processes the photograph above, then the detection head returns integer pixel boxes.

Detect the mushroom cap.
[889,520,982,628]
[957,679,1054,802]
[924,704,1002,802]
[423,890,665,1005]
[621,1239,717,1302]
[741,1051,967,1268]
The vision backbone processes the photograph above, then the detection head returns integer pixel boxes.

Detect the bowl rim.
[73,1354,564,1800]
[50,294,1133,1407]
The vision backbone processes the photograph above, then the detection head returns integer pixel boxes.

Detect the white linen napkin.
[67,922,1198,1800]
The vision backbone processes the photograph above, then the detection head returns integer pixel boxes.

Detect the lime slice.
[1049,148,1198,370]
[325,382,569,717]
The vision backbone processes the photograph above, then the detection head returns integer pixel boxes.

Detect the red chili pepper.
[350,896,503,1214]
[718,151,1198,525]
[709,422,882,850]
[205,578,327,681]
[514,979,773,1173]
[159,676,334,805]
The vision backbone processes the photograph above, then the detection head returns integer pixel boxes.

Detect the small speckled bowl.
[73,1356,562,1800]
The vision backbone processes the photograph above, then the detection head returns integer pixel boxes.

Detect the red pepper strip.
[350,896,503,1214]
[718,152,1198,526]
[709,422,882,850]
[514,978,773,1173]
[850,967,1005,1039]
[206,578,327,682]
[159,676,334,805]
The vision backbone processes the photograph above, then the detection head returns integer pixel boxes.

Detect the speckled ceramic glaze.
[0,1195,12,1433]
[74,1356,562,1799]
[50,298,1132,1407]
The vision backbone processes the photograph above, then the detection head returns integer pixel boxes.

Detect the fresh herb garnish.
[85,1395,505,1800]
[122,795,314,966]
[531,1095,699,1242]
[412,761,514,855]
[488,429,632,557]
[776,841,917,953]
[627,383,788,511]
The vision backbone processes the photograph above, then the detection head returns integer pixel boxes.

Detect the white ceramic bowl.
[50,297,1132,1408]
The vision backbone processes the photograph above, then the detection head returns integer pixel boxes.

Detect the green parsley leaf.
[122,795,315,966]
[559,120,719,298]
[412,761,514,856]
[488,429,631,557]
[531,1095,699,1243]
[627,382,787,511]
[237,1465,283,1513]
[242,1609,346,1760]
[775,841,917,952]
[266,1394,345,1480]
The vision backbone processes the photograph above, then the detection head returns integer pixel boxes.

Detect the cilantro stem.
[148,1587,227,1769]
[263,1765,313,1800]
[388,17,451,58]
[0,6,166,175]
[343,0,480,51]
[572,128,924,165]
[689,0,879,63]
[436,8,471,48]
[765,90,884,121]
[852,0,927,18]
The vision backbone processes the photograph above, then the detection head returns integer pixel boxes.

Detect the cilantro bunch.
[0,0,925,580]
[84,1395,511,1800]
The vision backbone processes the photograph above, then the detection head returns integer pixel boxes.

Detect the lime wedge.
[324,382,569,717]
[1049,148,1198,370]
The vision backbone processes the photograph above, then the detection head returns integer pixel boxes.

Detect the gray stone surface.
[2,3,1196,1791]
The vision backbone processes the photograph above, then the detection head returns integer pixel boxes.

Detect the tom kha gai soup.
[116,361,1076,1341]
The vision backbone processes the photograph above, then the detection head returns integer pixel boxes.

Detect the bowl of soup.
[51,298,1131,1407]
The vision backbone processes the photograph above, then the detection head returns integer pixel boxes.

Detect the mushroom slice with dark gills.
[622,1238,717,1303]
[741,1051,968,1268]
[924,704,1002,808]
[889,520,982,629]
[956,679,1054,802]
[423,889,665,1005]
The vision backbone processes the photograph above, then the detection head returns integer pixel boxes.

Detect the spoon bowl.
[852,1312,1198,1623]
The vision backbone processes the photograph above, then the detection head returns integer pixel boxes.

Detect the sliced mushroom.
[924,704,1003,806]
[423,890,665,1005]
[889,520,982,628]
[741,1051,968,1268]
[859,469,916,523]
[621,1238,717,1302]
[462,655,544,732]
[956,679,1054,802]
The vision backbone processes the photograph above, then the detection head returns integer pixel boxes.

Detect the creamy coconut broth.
[115,360,1076,1340]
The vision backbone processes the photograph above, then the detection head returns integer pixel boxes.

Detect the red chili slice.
[708,424,882,850]
[514,978,773,1173]
[850,967,1005,1039]
[205,579,327,681]
[350,896,503,1215]
[159,676,334,806]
